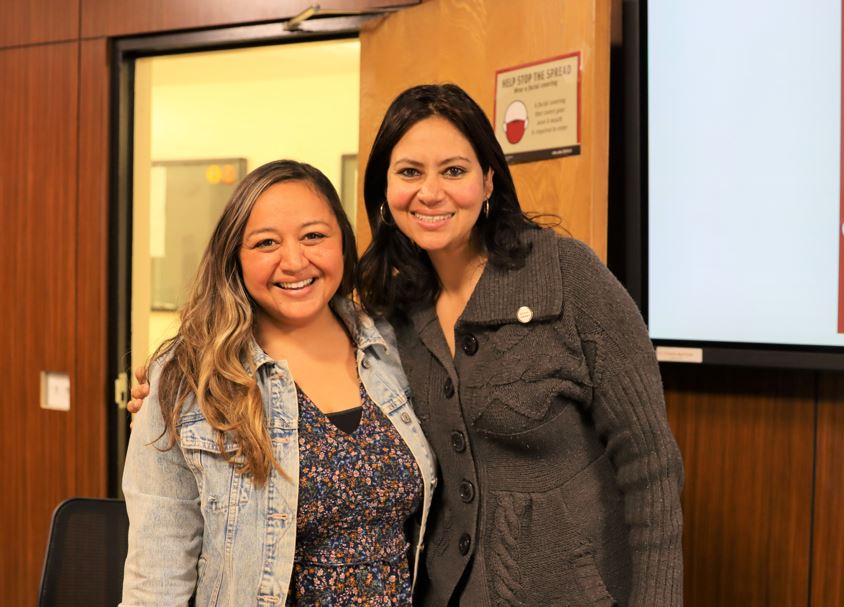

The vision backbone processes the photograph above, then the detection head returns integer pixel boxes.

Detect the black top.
[326,406,363,434]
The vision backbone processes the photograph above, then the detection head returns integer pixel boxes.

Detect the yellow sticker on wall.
[206,164,222,184]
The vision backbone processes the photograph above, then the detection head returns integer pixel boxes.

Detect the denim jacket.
[121,298,437,606]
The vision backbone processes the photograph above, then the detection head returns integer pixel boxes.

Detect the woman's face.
[239,181,344,331]
[386,116,493,257]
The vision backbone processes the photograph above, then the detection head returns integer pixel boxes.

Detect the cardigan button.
[458,480,475,503]
[458,533,472,555]
[461,334,479,355]
[450,431,466,453]
[443,377,455,398]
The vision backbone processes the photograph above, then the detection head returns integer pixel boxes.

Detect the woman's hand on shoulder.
[127,365,150,414]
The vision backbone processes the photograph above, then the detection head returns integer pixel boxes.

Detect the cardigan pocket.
[486,483,617,607]
[467,353,592,437]
[465,321,592,437]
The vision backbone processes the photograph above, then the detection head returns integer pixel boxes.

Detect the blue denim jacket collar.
[246,296,388,376]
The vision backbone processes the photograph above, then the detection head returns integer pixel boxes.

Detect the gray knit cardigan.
[393,228,684,606]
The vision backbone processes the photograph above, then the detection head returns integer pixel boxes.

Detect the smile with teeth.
[412,211,453,223]
[275,277,316,290]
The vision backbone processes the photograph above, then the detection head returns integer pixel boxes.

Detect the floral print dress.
[285,384,422,606]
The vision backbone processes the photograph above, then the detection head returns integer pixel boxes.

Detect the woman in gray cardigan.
[357,84,684,606]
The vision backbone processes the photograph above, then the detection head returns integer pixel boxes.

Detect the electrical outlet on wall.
[40,371,70,411]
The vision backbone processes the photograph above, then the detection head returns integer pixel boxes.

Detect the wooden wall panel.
[0,41,79,605]
[75,38,109,497]
[0,0,79,47]
[663,365,815,607]
[357,0,612,258]
[812,373,844,606]
[81,0,419,38]
[0,51,23,607]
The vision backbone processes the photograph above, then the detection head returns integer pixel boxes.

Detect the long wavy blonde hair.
[151,159,358,486]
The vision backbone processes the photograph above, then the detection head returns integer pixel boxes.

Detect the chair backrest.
[38,497,129,607]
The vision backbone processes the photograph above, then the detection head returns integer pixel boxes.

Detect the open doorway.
[109,19,370,495]
[131,39,361,384]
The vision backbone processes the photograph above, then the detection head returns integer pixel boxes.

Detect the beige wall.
[147,40,360,193]
[132,39,361,362]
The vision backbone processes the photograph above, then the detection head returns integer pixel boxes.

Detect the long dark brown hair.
[357,83,536,319]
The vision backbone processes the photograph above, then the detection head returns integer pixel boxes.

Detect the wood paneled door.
[356,0,612,258]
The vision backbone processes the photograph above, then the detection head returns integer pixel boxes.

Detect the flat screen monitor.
[621,0,844,369]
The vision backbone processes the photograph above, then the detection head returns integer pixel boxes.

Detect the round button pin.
[516,306,533,323]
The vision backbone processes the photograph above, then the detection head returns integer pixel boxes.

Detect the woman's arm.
[564,239,684,607]
[120,362,203,607]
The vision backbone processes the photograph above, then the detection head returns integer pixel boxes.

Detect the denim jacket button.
[400,411,412,424]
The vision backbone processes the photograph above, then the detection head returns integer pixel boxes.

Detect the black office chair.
[38,497,129,607]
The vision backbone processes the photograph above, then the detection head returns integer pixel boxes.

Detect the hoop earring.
[379,202,395,227]
[482,197,491,219]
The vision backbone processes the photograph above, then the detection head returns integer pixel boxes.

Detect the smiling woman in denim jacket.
[120,160,436,606]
